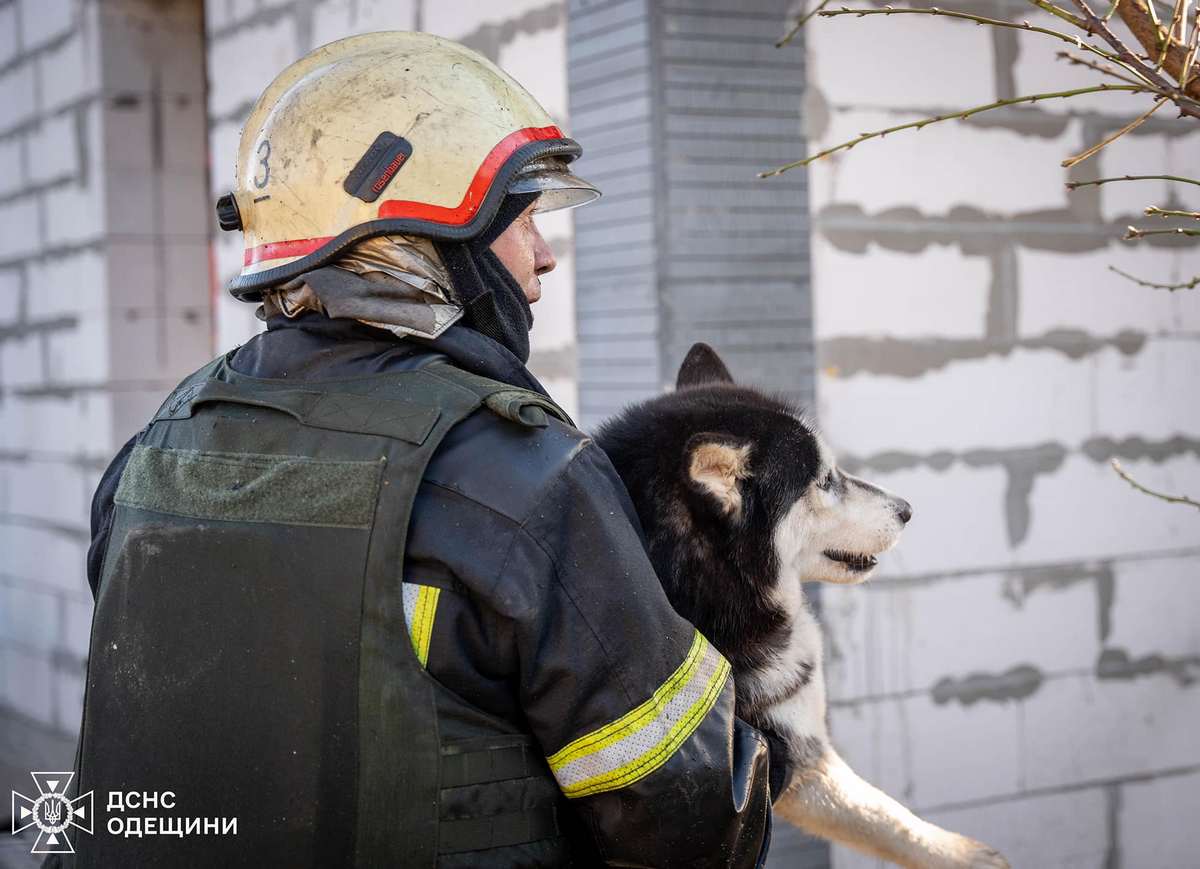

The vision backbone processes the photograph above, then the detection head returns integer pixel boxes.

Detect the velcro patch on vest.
[115,445,385,528]
[343,131,413,202]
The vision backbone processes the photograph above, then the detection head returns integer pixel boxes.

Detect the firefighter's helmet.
[216,31,599,301]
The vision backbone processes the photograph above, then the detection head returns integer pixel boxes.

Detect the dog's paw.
[948,837,1010,869]
[920,831,1010,869]
[965,843,1010,869]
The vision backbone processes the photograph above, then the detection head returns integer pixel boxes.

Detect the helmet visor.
[508,158,601,213]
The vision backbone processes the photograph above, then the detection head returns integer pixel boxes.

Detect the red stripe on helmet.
[377,125,564,222]
[244,236,335,267]
[242,125,563,268]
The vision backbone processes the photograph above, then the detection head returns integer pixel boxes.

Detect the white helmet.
[216,31,599,301]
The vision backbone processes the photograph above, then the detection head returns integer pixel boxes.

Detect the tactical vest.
[69,352,576,868]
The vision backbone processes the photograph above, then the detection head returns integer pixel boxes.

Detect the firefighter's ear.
[685,433,751,517]
[676,343,734,390]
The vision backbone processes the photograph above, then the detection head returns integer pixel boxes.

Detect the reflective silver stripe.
[547,630,731,798]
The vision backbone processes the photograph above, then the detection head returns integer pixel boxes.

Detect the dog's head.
[598,343,912,588]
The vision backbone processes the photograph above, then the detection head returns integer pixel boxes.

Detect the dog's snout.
[894,499,913,525]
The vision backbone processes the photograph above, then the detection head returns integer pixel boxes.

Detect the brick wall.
[0,0,211,805]
[204,0,582,415]
[797,2,1200,865]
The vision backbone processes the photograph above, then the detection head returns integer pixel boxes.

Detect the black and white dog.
[596,344,1009,869]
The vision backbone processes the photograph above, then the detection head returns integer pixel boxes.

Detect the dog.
[595,343,1009,869]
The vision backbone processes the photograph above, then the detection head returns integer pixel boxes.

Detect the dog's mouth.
[823,549,878,572]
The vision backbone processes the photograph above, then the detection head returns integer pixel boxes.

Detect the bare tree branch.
[1144,204,1200,217]
[1123,224,1200,237]
[816,6,1131,70]
[1057,48,1164,87]
[778,0,835,47]
[1109,265,1200,288]
[1063,96,1169,165]
[1066,173,1200,188]
[760,84,1150,177]
[1071,0,1200,116]
[1111,459,1200,508]
[1115,0,1200,96]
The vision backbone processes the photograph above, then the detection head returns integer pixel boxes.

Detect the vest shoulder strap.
[423,361,576,429]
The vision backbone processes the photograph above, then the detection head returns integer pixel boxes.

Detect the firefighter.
[69,32,784,868]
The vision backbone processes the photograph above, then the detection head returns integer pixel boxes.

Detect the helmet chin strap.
[436,193,539,364]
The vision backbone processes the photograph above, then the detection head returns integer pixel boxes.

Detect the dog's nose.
[894,500,913,524]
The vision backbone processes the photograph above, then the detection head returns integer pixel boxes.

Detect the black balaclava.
[436,192,539,364]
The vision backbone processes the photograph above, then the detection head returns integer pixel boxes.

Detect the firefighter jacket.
[79,314,774,868]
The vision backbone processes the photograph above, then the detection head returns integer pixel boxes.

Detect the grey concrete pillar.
[567,0,815,429]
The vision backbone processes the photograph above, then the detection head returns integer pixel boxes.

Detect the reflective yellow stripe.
[402,583,441,668]
[546,630,731,799]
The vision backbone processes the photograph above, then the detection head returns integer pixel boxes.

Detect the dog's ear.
[676,343,734,390]
[685,433,752,517]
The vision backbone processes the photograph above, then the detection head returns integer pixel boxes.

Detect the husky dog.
[595,344,1009,869]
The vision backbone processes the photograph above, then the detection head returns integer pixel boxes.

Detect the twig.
[1103,0,1123,20]
[1061,96,1168,167]
[1144,205,1200,217]
[1029,0,1093,29]
[1071,0,1200,114]
[1111,459,1200,508]
[778,0,834,47]
[1058,49,1164,87]
[760,84,1150,177]
[1181,6,1200,85]
[817,6,1128,68]
[1156,0,1186,66]
[1109,264,1200,288]
[1123,224,1200,237]
[1066,173,1200,188]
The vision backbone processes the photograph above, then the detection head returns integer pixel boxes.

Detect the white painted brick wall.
[0,266,20,324]
[821,340,1200,457]
[0,391,114,455]
[831,787,1111,869]
[0,63,37,133]
[813,239,991,341]
[206,15,298,119]
[808,13,994,111]
[0,3,19,66]
[37,29,102,114]
[0,196,41,262]
[43,180,107,247]
[823,570,1102,702]
[924,788,1110,869]
[830,692,1024,809]
[1018,454,1200,564]
[1119,771,1200,869]
[1106,554,1200,658]
[25,112,80,186]
[1017,245,1200,336]
[5,460,92,527]
[310,0,417,47]
[18,0,76,51]
[811,0,1200,861]
[1022,672,1200,790]
[0,586,60,653]
[0,136,25,198]
[26,248,107,318]
[816,110,1076,215]
[0,333,43,389]
[0,645,54,722]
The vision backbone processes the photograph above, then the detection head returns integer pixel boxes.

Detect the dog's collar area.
[822,549,878,571]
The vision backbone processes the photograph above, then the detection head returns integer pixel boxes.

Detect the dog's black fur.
[595,343,821,722]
